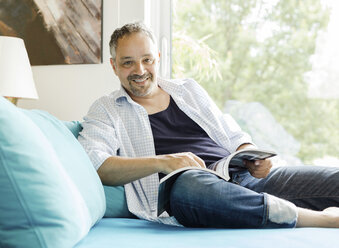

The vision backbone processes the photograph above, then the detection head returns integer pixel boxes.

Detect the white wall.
[18,0,149,121]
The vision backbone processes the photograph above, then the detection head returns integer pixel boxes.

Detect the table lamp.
[0,36,38,105]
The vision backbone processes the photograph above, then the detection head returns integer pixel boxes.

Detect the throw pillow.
[0,97,104,248]
[63,120,132,218]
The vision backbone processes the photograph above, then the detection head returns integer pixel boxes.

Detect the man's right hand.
[157,152,206,174]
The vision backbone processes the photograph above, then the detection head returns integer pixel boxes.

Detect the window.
[160,0,339,166]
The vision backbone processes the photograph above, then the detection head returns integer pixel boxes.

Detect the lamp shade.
[0,36,38,99]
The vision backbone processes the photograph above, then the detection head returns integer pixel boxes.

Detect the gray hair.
[109,22,157,60]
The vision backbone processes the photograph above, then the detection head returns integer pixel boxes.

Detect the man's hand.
[236,143,272,178]
[244,159,272,178]
[158,152,206,174]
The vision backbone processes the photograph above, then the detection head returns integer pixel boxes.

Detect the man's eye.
[123,61,132,66]
[144,58,153,64]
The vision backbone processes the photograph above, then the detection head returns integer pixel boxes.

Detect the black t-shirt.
[149,96,231,169]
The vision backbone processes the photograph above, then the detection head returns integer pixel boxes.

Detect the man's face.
[111,32,160,98]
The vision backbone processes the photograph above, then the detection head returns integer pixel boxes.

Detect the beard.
[126,73,156,97]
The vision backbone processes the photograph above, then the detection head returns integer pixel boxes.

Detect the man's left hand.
[244,159,272,178]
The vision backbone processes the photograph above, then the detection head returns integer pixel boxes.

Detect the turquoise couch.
[0,97,338,248]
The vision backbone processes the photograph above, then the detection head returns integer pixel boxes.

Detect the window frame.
[147,0,172,78]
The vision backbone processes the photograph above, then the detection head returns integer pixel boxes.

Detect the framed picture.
[0,0,103,65]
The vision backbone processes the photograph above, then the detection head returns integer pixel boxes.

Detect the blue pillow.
[22,109,106,224]
[0,97,105,248]
[103,185,134,218]
[63,120,83,137]
[63,120,132,218]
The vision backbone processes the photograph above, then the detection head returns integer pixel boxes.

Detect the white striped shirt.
[78,78,252,225]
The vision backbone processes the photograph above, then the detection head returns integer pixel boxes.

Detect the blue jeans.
[169,166,339,228]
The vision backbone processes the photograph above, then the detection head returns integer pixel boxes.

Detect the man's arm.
[236,143,256,151]
[98,152,206,186]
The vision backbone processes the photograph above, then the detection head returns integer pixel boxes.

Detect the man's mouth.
[128,74,151,84]
[133,77,148,83]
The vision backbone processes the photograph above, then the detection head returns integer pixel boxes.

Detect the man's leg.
[233,165,339,228]
[169,170,297,228]
[235,165,339,211]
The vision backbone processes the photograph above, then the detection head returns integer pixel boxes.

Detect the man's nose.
[134,62,146,75]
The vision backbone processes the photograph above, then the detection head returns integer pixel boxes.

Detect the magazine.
[157,148,277,216]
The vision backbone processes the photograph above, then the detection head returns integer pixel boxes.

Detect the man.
[78,22,339,228]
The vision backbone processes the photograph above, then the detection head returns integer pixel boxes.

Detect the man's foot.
[296,207,339,228]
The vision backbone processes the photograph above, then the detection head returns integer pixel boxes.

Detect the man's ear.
[110,58,117,75]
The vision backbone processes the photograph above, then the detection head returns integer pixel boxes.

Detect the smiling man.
[78,22,339,229]
[109,29,171,115]
[110,32,158,97]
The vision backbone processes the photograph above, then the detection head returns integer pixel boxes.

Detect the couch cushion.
[63,120,83,137]
[0,97,105,248]
[103,185,134,218]
[63,120,132,218]
[22,109,105,223]
[75,218,339,248]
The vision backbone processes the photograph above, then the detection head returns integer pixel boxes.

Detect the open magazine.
[157,148,277,216]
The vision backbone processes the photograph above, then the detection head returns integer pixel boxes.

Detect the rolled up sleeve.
[78,100,120,170]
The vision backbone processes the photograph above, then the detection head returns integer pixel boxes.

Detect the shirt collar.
[113,87,135,106]
[157,77,186,97]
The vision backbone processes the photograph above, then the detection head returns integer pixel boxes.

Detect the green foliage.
[173,0,339,163]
